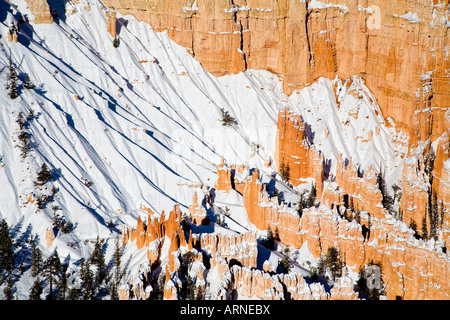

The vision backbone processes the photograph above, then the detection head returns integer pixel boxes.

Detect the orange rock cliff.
[26,0,449,140]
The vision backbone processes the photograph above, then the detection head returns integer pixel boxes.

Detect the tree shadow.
[116,17,128,35]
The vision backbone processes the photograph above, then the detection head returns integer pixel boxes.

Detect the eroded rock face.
[200,232,258,268]
[26,0,53,24]
[276,108,324,196]
[89,0,449,141]
[189,192,208,225]
[26,0,449,143]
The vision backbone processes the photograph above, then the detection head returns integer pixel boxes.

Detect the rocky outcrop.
[106,10,117,38]
[212,264,350,300]
[92,0,449,142]
[243,169,303,247]
[188,192,208,225]
[296,204,450,300]
[215,158,233,192]
[26,0,53,24]
[275,108,324,196]
[200,232,258,268]
[45,227,54,248]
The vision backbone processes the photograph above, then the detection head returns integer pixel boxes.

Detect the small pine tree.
[263,225,275,250]
[0,219,14,274]
[219,108,235,126]
[280,160,290,182]
[307,183,316,208]
[195,286,205,300]
[29,277,43,300]
[156,272,166,300]
[7,53,19,100]
[90,236,106,287]
[68,287,80,300]
[58,263,69,300]
[37,163,52,185]
[42,249,61,300]
[113,36,120,48]
[297,199,303,218]
[23,75,35,89]
[326,247,344,281]
[422,215,428,240]
[80,258,94,300]
[3,274,14,300]
[429,191,439,241]
[31,241,43,277]
[277,248,292,274]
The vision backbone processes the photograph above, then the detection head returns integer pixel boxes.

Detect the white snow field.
[0,0,404,299]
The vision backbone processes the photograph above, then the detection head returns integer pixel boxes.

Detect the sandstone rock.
[45,227,54,248]
[189,192,208,225]
[276,108,324,196]
[106,10,117,38]
[215,158,232,192]
[96,0,449,146]
[26,0,53,24]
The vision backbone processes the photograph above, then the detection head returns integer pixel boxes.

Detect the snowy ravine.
[0,0,404,299]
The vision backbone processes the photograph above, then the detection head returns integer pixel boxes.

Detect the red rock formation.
[200,232,258,268]
[297,205,450,300]
[93,0,449,145]
[45,227,54,248]
[334,154,384,218]
[26,0,53,24]
[189,192,207,225]
[215,158,232,192]
[276,108,324,196]
[106,10,117,38]
[243,168,302,247]
[163,265,178,300]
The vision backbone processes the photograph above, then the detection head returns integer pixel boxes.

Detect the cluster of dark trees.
[0,218,124,300]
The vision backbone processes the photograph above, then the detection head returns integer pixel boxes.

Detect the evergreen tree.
[262,225,275,250]
[377,167,394,213]
[23,75,35,90]
[37,163,52,185]
[90,236,106,289]
[409,219,420,239]
[307,183,316,208]
[110,280,119,300]
[29,277,43,300]
[182,274,195,300]
[195,285,205,300]
[156,272,166,300]
[219,108,235,126]
[42,249,61,300]
[296,198,304,218]
[31,241,43,277]
[280,160,290,182]
[277,248,292,274]
[0,219,14,275]
[326,247,344,281]
[7,53,19,100]
[349,196,354,212]
[68,287,80,300]
[3,274,14,300]
[422,215,428,240]
[113,36,120,48]
[80,258,94,300]
[58,262,69,300]
[429,191,439,241]
[440,201,445,228]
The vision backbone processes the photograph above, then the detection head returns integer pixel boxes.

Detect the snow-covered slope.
[0,0,403,298]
